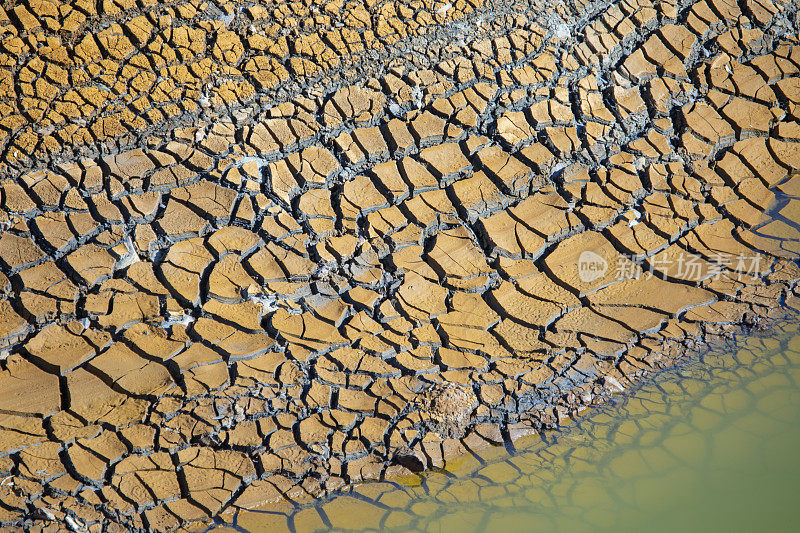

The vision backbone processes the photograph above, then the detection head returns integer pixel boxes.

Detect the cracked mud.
[218,317,800,532]
[1,0,800,530]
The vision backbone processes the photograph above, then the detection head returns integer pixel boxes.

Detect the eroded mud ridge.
[1,0,800,530]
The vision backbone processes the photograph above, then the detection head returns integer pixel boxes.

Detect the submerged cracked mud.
[0,0,799,530]
[223,317,800,532]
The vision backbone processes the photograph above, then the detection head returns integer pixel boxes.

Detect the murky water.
[219,317,800,533]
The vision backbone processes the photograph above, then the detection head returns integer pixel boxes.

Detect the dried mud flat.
[0,0,799,530]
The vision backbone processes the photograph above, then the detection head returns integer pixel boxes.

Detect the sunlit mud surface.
[2,0,800,529]
[219,316,800,532]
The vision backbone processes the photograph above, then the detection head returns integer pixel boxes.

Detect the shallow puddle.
[217,317,800,532]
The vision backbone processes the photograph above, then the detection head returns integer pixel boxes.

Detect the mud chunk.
[418,383,479,439]
[0,355,60,416]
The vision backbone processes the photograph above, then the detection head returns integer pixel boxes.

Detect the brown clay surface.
[0,0,800,530]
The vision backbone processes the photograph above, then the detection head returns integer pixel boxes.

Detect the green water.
[221,319,800,533]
